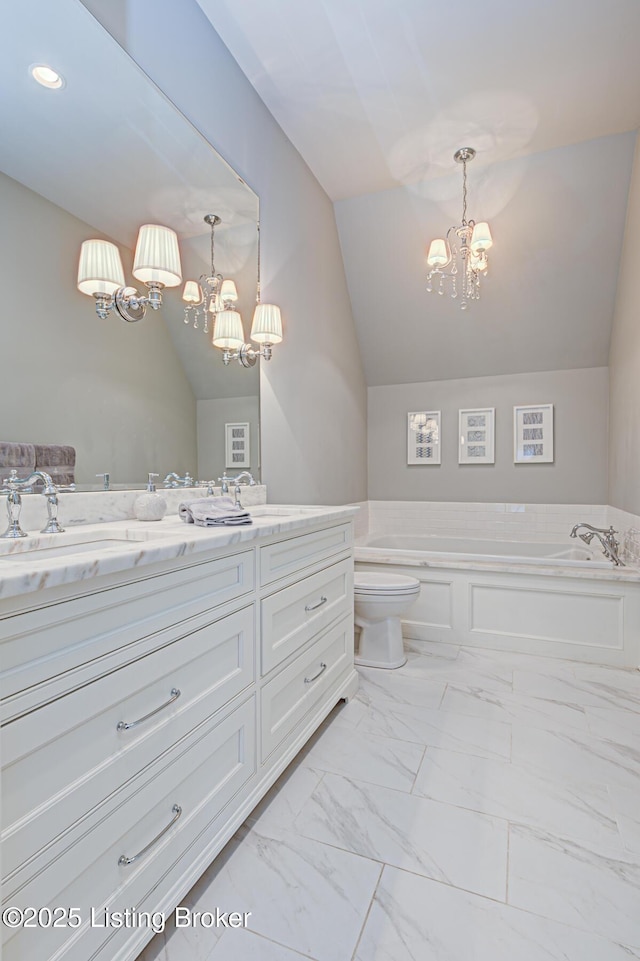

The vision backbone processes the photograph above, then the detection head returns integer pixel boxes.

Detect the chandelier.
[426,147,493,310]
[181,214,237,334]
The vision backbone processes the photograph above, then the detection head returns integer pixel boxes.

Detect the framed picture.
[459,408,495,464]
[514,404,554,463]
[225,422,250,469]
[407,411,441,465]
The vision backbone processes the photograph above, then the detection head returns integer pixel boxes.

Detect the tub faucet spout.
[570,523,624,566]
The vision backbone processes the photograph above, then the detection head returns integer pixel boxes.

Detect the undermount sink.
[0,530,164,562]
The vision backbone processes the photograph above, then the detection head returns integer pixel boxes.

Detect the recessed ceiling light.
[30,64,65,89]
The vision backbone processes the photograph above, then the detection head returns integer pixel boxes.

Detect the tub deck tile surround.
[364,499,614,543]
[139,644,640,961]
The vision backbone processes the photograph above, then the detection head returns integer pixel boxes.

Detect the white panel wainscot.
[0,505,359,961]
[355,550,640,667]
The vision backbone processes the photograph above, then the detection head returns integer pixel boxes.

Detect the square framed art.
[407,411,441,465]
[514,404,554,463]
[225,422,251,469]
[459,408,495,464]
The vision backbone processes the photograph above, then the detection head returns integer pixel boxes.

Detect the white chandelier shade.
[251,303,283,345]
[213,309,245,349]
[77,239,125,296]
[132,224,182,288]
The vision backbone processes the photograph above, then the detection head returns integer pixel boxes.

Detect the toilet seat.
[354,572,420,596]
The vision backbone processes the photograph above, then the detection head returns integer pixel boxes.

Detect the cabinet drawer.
[261,559,352,675]
[2,696,256,961]
[1,549,255,717]
[261,615,352,761]
[2,604,255,881]
[260,523,352,586]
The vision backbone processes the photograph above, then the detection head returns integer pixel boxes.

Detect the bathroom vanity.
[0,506,358,961]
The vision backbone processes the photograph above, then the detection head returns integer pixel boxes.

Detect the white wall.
[197,396,260,481]
[368,367,609,504]
[0,171,197,486]
[81,0,368,506]
[609,132,640,515]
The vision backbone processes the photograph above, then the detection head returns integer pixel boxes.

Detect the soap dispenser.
[134,473,167,522]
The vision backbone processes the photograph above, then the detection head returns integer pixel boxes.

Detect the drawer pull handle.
[118,804,182,867]
[305,595,328,613]
[304,662,327,684]
[116,688,181,732]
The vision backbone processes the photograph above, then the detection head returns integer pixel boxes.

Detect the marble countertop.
[0,505,358,601]
[355,544,640,583]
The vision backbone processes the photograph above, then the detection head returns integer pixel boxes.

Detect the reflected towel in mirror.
[178,496,252,527]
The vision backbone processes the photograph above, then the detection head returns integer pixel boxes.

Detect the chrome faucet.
[217,471,256,508]
[1,469,64,538]
[570,523,624,566]
[163,471,195,488]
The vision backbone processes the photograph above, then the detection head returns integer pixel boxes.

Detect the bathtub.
[358,534,612,569]
[355,534,640,667]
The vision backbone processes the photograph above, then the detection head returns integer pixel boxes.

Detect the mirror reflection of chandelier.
[426,147,493,310]
[181,214,236,335]
[182,215,282,366]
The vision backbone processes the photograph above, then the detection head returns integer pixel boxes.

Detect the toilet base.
[354,652,407,670]
[354,616,407,670]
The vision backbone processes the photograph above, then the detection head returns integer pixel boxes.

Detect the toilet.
[353,572,421,669]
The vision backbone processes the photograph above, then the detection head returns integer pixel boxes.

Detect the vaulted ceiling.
[197,0,639,385]
[196,0,640,200]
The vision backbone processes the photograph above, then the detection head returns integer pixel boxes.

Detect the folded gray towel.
[0,442,36,474]
[34,444,76,486]
[179,496,252,527]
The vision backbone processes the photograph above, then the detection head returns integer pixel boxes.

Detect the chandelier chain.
[256,220,261,304]
[210,219,215,275]
[462,158,468,226]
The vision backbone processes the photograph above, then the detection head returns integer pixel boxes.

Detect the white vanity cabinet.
[0,512,358,961]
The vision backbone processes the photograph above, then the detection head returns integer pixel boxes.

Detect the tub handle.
[305,595,327,613]
[118,804,182,867]
[116,688,181,732]
[304,662,327,684]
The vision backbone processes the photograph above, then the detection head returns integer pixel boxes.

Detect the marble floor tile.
[355,667,447,710]
[404,638,460,659]
[354,865,640,961]
[300,720,425,792]
[609,783,640,855]
[356,700,512,760]
[511,722,640,790]
[413,746,621,847]
[295,773,508,901]
[246,762,324,840]
[397,653,513,693]
[210,928,316,960]
[508,824,640,947]
[586,705,640,747]
[136,931,167,961]
[572,661,640,688]
[186,823,381,961]
[441,684,589,731]
[327,694,370,727]
[513,669,640,711]
[456,647,578,677]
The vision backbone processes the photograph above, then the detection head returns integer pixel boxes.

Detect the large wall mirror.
[0,0,260,489]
